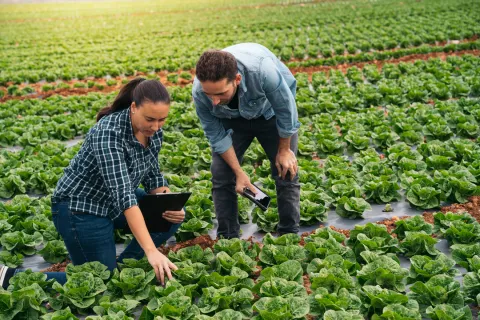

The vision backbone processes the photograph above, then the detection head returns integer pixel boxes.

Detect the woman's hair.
[96,78,170,122]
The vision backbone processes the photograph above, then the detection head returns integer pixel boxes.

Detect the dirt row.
[0,71,191,103]
[287,36,479,64]
[2,48,479,103]
[290,49,480,79]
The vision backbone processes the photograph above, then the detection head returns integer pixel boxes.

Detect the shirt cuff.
[211,129,234,154]
[277,121,301,138]
[119,190,138,212]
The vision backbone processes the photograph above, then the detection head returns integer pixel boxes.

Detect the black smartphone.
[242,184,271,211]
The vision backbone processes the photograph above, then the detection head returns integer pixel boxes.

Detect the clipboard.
[123,192,192,233]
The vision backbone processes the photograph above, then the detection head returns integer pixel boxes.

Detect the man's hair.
[196,50,238,82]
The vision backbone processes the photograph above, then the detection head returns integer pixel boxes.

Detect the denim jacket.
[192,43,300,154]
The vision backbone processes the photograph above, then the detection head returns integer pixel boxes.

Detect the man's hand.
[235,170,257,195]
[163,209,185,224]
[276,149,298,180]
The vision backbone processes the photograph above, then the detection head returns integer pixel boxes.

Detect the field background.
[1,1,480,319]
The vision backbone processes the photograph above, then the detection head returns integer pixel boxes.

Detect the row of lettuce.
[2,55,480,148]
[1,0,479,85]
[2,213,480,319]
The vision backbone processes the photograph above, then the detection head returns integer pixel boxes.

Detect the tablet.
[123,192,192,233]
[242,184,271,211]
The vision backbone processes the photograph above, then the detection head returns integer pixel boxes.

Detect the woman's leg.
[2,202,117,287]
[114,188,182,263]
[52,202,117,271]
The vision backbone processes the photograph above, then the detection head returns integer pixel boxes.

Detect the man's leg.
[212,118,255,239]
[255,116,301,234]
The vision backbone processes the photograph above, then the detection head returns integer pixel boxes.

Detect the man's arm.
[260,57,300,139]
[194,95,233,155]
[261,58,300,180]
[194,94,256,193]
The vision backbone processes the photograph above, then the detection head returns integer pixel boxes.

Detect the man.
[192,43,301,239]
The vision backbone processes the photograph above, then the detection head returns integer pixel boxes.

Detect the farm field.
[1,0,480,319]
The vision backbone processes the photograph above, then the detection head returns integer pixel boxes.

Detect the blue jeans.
[22,189,181,285]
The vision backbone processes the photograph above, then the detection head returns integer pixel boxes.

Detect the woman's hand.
[145,249,178,285]
[163,209,185,224]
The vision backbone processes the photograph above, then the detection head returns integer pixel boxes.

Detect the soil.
[376,216,409,235]
[299,228,320,246]
[252,265,263,279]
[422,212,435,225]
[158,234,217,255]
[329,225,350,238]
[303,274,313,294]
[40,260,70,273]
[441,196,480,223]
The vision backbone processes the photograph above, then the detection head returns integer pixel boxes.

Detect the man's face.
[200,74,241,106]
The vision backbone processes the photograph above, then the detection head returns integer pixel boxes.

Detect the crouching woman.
[1,78,183,288]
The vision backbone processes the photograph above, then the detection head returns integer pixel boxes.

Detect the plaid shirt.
[52,107,168,220]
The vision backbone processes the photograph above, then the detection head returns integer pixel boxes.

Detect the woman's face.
[130,100,169,138]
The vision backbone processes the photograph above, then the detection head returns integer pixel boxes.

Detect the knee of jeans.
[169,222,182,235]
[211,168,235,188]
[275,175,300,188]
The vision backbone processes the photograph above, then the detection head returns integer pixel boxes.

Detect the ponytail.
[96,77,170,122]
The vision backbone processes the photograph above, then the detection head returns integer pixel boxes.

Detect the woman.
[1,78,183,288]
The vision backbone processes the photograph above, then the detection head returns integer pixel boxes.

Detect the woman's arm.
[91,128,177,284]
[124,205,177,285]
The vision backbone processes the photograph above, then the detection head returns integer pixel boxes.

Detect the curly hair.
[195,50,238,82]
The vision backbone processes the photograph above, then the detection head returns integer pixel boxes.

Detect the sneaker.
[0,264,17,290]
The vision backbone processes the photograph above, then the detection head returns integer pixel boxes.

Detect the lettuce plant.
[168,245,215,265]
[335,196,372,219]
[356,252,408,292]
[105,268,155,302]
[50,272,107,314]
[425,304,472,320]
[215,252,257,275]
[259,244,306,266]
[400,231,439,257]
[308,287,362,318]
[407,275,464,314]
[359,285,418,318]
[197,286,254,317]
[407,254,459,284]
[38,240,68,264]
[65,261,111,282]
[252,296,309,320]
[392,215,433,240]
[0,283,48,320]
[451,243,480,270]
[199,267,254,290]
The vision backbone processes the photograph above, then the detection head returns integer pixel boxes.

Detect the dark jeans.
[212,116,300,239]
[21,189,180,285]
